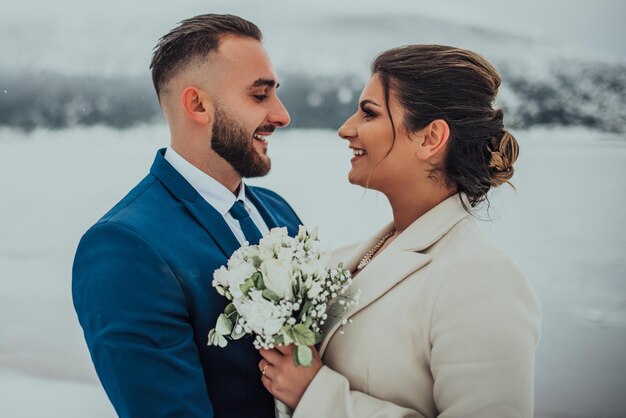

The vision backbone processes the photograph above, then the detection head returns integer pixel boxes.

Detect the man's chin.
[239,157,271,178]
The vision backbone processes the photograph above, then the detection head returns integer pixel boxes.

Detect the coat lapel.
[149,149,240,258]
[319,246,431,356]
[319,194,471,356]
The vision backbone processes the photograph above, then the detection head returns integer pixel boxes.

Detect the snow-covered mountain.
[1,6,624,132]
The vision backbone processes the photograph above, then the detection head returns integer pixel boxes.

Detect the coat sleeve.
[429,255,541,418]
[293,254,540,418]
[72,222,213,418]
[293,366,424,418]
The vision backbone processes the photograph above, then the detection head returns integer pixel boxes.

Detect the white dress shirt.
[164,147,270,245]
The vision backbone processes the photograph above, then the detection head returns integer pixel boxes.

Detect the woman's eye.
[362,108,375,119]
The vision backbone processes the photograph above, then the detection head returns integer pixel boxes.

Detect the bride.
[257,44,541,418]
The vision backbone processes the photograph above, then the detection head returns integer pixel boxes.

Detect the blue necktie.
[229,200,263,245]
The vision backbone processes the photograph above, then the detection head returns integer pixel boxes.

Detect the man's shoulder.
[90,173,176,238]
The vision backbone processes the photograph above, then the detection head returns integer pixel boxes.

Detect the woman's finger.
[259,348,283,364]
[258,359,268,372]
[261,375,272,393]
[274,343,294,355]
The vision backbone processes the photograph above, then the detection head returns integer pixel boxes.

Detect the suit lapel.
[245,186,279,230]
[180,199,241,258]
[319,194,471,356]
[149,149,240,258]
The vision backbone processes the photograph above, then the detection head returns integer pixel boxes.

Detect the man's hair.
[150,14,262,98]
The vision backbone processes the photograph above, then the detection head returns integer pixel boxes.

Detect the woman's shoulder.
[426,216,535,297]
[440,216,516,265]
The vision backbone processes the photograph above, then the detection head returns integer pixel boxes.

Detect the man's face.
[207,36,290,178]
[211,104,273,177]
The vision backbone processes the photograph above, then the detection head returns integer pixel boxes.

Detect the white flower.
[234,290,285,335]
[309,240,332,264]
[261,258,294,300]
[277,246,294,263]
[300,259,327,280]
[240,245,260,259]
[297,225,307,241]
[213,263,257,299]
[212,266,230,288]
[209,224,358,368]
[307,280,324,299]
[227,248,246,269]
[259,227,288,252]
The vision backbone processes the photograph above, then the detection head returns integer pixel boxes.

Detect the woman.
[258,45,541,417]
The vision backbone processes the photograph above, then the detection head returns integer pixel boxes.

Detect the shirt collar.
[164,147,248,216]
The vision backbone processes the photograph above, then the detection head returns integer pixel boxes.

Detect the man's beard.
[211,107,271,178]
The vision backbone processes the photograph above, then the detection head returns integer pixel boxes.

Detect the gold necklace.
[356,230,395,271]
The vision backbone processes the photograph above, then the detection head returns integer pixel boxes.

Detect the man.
[72,14,301,418]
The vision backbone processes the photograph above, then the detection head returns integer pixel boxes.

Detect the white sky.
[1,0,624,76]
[410,0,626,57]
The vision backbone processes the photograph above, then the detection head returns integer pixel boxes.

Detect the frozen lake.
[0,126,625,417]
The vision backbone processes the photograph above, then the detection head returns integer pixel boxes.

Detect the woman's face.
[338,74,423,193]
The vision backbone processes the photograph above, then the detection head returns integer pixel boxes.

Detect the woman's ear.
[415,119,450,160]
[181,87,213,126]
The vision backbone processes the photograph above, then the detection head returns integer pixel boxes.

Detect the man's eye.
[254,94,268,102]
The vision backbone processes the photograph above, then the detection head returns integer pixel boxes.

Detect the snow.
[0,126,625,417]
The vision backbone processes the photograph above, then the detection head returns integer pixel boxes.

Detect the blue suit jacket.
[72,149,302,418]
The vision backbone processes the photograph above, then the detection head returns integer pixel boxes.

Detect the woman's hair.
[372,44,518,207]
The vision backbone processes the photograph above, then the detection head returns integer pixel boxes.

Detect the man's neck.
[170,144,242,195]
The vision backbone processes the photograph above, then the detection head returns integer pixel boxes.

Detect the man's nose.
[268,97,291,128]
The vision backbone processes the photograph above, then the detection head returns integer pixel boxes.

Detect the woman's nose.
[338,119,356,140]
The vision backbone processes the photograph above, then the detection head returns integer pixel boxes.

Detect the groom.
[72,14,301,418]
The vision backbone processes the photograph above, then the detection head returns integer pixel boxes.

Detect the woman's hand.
[259,345,323,409]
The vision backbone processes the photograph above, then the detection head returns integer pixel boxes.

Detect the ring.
[262,363,269,377]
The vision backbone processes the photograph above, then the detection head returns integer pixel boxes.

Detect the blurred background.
[1,1,625,417]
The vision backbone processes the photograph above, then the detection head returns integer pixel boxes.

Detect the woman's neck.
[385,183,456,233]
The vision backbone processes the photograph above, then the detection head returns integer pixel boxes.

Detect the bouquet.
[207,226,358,366]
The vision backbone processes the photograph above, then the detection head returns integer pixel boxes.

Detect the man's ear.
[415,119,450,160]
[181,87,213,125]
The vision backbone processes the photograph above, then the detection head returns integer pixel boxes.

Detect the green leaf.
[224,303,237,317]
[231,327,245,340]
[239,278,255,296]
[292,347,301,367]
[304,317,313,328]
[281,325,295,345]
[217,334,228,348]
[215,314,233,335]
[292,324,316,346]
[296,345,313,367]
[298,300,313,322]
[262,288,280,302]
[252,272,265,289]
[207,329,217,346]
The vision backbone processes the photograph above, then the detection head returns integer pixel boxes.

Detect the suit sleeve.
[429,256,541,418]
[293,255,540,418]
[72,222,213,418]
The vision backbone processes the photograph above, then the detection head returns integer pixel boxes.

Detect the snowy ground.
[0,126,625,417]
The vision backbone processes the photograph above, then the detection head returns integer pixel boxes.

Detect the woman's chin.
[347,171,366,188]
